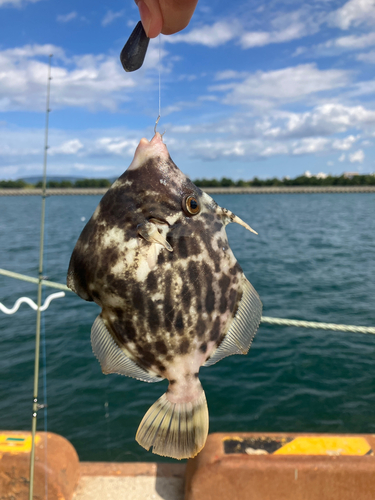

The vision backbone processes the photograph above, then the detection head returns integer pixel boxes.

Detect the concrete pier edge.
[1,185,375,196]
[1,430,374,499]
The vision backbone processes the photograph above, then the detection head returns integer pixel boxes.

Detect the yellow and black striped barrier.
[224,435,373,456]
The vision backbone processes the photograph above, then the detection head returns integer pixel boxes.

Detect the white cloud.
[187,138,262,160]
[49,139,84,155]
[169,125,192,134]
[95,137,139,156]
[73,163,113,173]
[57,12,77,23]
[218,64,349,106]
[339,154,346,162]
[240,6,323,49]
[357,50,375,63]
[292,137,329,155]
[332,135,358,150]
[330,32,375,49]
[165,22,237,47]
[0,143,40,157]
[349,149,365,162]
[240,31,271,48]
[0,125,147,178]
[297,32,375,59]
[215,70,248,81]
[0,0,40,6]
[102,10,125,27]
[185,135,358,161]
[0,118,372,179]
[267,104,375,139]
[0,44,148,112]
[329,0,375,29]
[1,44,66,60]
[349,79,375,97]
[312,32,375,59]
[165,10,319,50]
[0,165,20,177]
[260,144,289,157]
[240,23,307,48]
[0,41,169,112]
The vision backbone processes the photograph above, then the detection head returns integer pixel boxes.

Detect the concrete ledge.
[80,461,185,477]
[76,462,185,500]
[185,432,375,500]
[0,431,80,500]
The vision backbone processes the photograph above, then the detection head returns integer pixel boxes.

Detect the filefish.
[67,133,262,460]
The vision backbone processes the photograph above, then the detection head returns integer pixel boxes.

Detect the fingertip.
[160,0,198,35]
[137,0,163,38]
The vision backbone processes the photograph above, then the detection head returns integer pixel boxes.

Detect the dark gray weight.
[120,21,150,72]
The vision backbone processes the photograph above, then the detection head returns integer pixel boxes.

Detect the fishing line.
[103,375,113,461]
[104,396,112,461]
[154,34,161,134]
[158,34,161,120]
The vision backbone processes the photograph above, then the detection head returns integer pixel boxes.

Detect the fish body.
[67,133,262,459]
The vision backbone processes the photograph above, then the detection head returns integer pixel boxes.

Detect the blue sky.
[1,0,375,181]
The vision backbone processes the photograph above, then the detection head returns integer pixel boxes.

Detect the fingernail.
[137,0,151,37]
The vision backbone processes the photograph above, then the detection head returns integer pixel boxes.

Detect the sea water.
[0,193,374,462]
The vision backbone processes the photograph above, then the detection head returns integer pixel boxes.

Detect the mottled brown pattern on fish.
[68,144,247,376]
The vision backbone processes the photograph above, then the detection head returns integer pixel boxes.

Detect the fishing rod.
[28,53,53,500]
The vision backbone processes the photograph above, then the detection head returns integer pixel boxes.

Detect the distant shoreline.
[1,186,375,196]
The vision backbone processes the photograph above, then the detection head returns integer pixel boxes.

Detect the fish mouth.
[128,133,169,172]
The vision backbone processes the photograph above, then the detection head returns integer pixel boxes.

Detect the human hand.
[135,0,198,38]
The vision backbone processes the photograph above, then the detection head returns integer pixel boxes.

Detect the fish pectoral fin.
[137,222,173,252]
[204,277,263,367]
[91,315,163,383]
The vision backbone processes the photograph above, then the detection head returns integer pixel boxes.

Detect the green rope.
[1,268,375,335]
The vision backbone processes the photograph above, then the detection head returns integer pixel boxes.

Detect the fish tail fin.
[136,389,209,460]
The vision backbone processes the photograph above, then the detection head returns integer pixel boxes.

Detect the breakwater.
[1,185,375,196]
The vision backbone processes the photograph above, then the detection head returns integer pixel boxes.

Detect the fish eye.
[183,195,201,216]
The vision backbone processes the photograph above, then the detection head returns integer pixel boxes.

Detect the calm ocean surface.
[0,193,374,462]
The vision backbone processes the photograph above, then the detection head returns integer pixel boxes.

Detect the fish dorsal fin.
[91,315,163,383]
[204,277,262,367]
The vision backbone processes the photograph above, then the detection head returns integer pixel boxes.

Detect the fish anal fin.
[91,315,163,383]
[204,277,262,367]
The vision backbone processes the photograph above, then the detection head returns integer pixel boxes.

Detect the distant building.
[343,172,360,179]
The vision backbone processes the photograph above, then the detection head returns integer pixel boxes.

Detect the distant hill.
[1,173,373,189]
[19,176,84,184]
[18,175,118,184]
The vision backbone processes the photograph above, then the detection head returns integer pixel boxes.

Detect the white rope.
[1,268,375,335]
[261,316,375,335]
[0,268,70,291]
[0,291,65,314]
